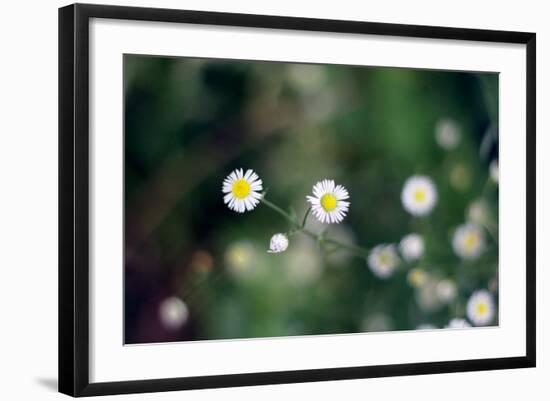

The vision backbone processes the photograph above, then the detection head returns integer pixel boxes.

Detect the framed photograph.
[59,3,536,397]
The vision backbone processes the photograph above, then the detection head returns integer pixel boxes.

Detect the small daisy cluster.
[445,289,496,328]
[222,157,497,332]
[223,169,351,254]
[367,233,425,279]
[414,289,495,330]
[407,269,458,313]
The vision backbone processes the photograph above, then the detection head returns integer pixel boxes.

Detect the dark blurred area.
[124,54,498,344]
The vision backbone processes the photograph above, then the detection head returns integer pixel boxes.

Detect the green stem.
[260,196,369,258]
[260,197,299,227]
[301,206,312,228]
[324,238,369,256]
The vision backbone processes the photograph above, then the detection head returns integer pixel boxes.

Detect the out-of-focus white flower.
[361,313,394,332]
[467,199,489,225]
[401,176,438,216]
[222,168,263,213]
[368,244,399,279]
[436,279,457,303]
[446,318,472,329]
[435,118,461,150]
[415,277,442,312]
[267,233,289,253]
[159,297,189,330]
[490,160,499,183]
[416,324,437,330]
[287,64,326,94]
[452,223,485,260]
[306,179,350,224]
[467,290,495,326]
[407,268,428,288]
[399,233,425,262]
[225,241,256,278]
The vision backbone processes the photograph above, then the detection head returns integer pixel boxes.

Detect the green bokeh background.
[124,54,499,344]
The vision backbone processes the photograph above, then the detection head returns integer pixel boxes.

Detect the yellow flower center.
[408,269,426,287]
[464,233,478,251]
[476,302,487,316]
[231,179,251,199]
[379,253,390,266]
[320,193,338,212]
[414,189,426,202]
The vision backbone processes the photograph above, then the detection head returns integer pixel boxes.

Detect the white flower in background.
[267,233,289,253]
[446,318,472,329]
[467,199,488,225]
[415,278,442,312]
[436,279,457,304]
[361,313,394,332]
[222,168,263,213]
[452,223,485,260]
[467,290,495,326]
[407,267,428,288]
[368,244,399,279]
[159,297,189,330]
[306,179,350,224]
[490,160,499,183]
[435,118,461,150]
[401,175,438,216]
[416,324,437,330]
[287,64,326,94]
[225,241,256,279]
[399,233,425,262]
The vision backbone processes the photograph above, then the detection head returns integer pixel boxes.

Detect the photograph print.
[123,54,499,344]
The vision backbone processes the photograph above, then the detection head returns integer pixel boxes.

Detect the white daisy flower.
[446,318,472,329]
[306,179,350,224]
[467,290,495,326]
[435,118,461,150]
[490,160,499,183]
[452,223,485,260]
[399,233,424,262]
[367,244,399,279]
[159,297,189,330]
[401,175,438,216]
[268,233,289,253]
[436,279,457,303]
[222,168,263,213]
[407,267,428,288]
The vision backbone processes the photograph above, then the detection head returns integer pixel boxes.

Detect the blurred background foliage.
[124,54,498,344]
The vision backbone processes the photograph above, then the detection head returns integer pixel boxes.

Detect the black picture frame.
[59,3,536,397]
